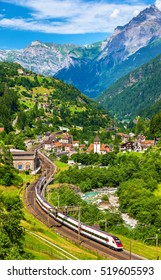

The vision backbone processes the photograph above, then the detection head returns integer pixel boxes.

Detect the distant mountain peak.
[114,4,161,34]
[31,40,42,46]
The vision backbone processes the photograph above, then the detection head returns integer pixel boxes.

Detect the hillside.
[97,53,161,121]
[0,62,110,139]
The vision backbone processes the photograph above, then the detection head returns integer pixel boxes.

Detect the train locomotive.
[35,175,123,251]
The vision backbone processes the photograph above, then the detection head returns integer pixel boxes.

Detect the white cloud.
[0,0,148,34]
[132,9,140,17]
[155,0,161,10]
[110,9,120,19]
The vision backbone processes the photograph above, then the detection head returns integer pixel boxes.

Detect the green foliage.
[50,185,122,228]
[149,110,161,137]
[0,165,23,186]
[0,192,33,259]
[60,155,68,163]
[50,185,82,207]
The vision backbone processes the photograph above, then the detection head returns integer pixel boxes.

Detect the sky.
[0,0,160,49]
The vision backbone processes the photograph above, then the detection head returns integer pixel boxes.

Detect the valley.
[0,3,161,261]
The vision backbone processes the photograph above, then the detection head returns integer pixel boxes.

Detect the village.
[9,128,158,173]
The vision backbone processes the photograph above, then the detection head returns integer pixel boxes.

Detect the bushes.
[0,166,23,186]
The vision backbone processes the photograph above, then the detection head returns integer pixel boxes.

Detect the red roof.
[87,143,94,152]
[100,144,111,152]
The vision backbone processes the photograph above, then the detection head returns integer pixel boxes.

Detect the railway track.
[24,150,145,260]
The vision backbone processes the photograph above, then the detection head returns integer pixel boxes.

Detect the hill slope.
[97,53,161,120]
[0,62,110,138]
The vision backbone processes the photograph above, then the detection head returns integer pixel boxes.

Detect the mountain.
[97,53,161,120]
[1,5,161,97]
[0,40,101,77]
[56,5,161,97]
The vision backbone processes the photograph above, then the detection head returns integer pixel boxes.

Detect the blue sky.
[0,0,159,49]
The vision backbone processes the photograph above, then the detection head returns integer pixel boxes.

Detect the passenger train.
[35,175,123,251]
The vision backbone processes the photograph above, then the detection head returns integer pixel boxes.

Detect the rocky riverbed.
[82,188,137,228]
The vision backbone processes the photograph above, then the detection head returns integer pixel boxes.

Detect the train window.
[115,238,121,244]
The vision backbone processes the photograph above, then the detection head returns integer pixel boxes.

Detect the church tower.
[94,135,101,154]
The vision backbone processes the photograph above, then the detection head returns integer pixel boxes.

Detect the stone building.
[10,149,40,172]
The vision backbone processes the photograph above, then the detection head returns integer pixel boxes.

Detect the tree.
[0,192,33,259]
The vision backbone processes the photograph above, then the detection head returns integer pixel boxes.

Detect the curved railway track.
[24,150,145,260]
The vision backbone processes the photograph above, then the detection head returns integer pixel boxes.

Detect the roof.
[100,144,111,152]
[87,143,94,152]
[117,133,129,137]
[54,142,63,147]
[10,149,36,160]
[140,140,155,146]
[0,127,4,132]
[94,135,100,142]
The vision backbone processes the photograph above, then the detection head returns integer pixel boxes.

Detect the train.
[35,175,123,251]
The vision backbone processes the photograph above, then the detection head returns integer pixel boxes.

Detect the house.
[43,141,54,151]
[60,132,72,144]
[140,140,155,151]
[79,144,86,151]
[136,134,146,143]
[100,144,111,154]
[53,142,63,153]
[17,68,24,75]
[68,160,75,166]
[64,144,74,153]
[120,142,135,152]
[72,141,80,148]
[10,149,40,172]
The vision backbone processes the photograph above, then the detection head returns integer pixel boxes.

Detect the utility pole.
[130,240,132,260]
[78,206,81,242]
[144,234,159,260]
[58,195,60,208]
[105,219,107,232]
[156,234,159,260]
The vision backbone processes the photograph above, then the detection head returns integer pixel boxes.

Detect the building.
[94,135,101,154]
[87,135,111,154]
[140,140,155,151]
[10,149,40,172]
[60,132,72,144]
[120,142,135,152]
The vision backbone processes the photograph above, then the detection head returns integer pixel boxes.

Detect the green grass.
[112,233,161,260]
[69,105,86,113]
[54,160,69,176]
